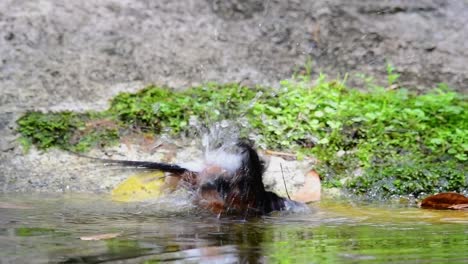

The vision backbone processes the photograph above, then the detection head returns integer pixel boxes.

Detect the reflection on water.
[0,193,467,263]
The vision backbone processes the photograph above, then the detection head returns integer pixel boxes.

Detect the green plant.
[17,111,84,150]
[17,111,120,152]
[386,62,400,87]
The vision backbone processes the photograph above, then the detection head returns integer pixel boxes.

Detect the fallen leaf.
[111,171,165,202]
[264,150,297,159]
[0,202,33,209]
[80,233,121,241]
[291,170,321,203]
[421,192,468,210]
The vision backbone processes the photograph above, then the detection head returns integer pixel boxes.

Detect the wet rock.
[208,0,265,20]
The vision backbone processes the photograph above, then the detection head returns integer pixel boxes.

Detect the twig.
[280,163,291,199]
[265,150,297,158]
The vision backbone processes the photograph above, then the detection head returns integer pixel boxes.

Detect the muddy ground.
[1,0,467,193]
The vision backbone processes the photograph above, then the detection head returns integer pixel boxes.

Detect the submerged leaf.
[0,202,33,209]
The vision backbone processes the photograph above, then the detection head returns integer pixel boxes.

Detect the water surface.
[1,194,467,263]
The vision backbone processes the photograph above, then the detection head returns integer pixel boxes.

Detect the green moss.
[108,83,259,134]
[17,111,84,150]
[249,77,466,198]
[16,75,467,199]
[17,111,119,152]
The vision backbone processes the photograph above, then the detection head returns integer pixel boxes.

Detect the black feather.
[70,152,188,174]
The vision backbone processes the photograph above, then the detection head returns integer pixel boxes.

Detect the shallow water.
[1,194,467,264]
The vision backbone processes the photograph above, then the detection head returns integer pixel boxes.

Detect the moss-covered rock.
[16,75,467,199]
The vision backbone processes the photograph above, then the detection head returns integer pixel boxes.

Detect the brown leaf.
[263,150,300,161]
[291,170,321,203]
[421,192,468,210]
[80,233,121,241]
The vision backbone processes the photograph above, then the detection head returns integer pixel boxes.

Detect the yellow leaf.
[80,233,121,241]
[111,172,165,202]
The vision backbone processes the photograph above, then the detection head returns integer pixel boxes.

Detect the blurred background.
[1,0,467,115]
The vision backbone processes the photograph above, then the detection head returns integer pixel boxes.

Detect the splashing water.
[178,120,244,173]
[105,121,310,216]
[198,122,311,215]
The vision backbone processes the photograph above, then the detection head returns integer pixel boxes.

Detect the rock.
[1,0,468,192]
[291,170,321,203]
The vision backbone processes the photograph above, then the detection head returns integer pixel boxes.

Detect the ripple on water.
[1,194,467,263]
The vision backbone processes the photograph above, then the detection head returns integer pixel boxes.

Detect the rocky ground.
[1,0,467,193]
